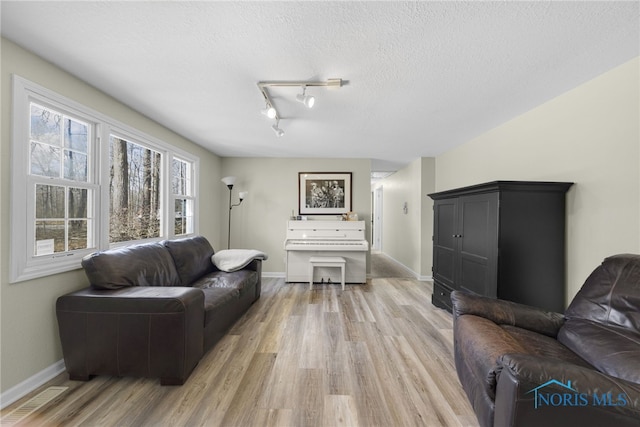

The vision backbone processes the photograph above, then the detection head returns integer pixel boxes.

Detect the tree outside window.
[109,136,162,243]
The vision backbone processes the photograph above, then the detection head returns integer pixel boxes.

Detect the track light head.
[261,106,277,119]
[299,94,315,108]
[296,87,315,108]
[271,123,285,137]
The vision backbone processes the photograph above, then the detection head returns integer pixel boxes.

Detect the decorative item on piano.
[341,211,358,221]
[298,172,352,215]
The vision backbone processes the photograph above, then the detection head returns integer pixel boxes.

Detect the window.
[29,102,95,256]
[172,157,195,236]
[109,135,162,243]
[11,76,199,282]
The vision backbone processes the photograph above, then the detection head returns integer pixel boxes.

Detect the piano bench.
[309,256,346,291]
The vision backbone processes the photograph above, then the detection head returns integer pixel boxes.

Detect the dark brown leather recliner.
[56,236,262,385]
[451,254,640,427]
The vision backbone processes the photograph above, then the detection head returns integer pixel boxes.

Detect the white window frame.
[171,155,197,237]
[10,75,199,283]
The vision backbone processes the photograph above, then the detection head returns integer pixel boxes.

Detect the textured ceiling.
[2,1,639,171]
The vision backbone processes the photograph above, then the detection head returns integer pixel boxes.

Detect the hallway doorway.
[370,251,415,279]
[372,186,383,251]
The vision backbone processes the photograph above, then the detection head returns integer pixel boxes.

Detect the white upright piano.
[284,220,369,284]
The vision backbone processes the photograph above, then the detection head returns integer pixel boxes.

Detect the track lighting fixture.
[257,78,343,137]
[296,86,315,108]
[271,120,285,137]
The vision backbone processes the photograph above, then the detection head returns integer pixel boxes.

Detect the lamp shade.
[221,176,237,187]
[238,191,248,200]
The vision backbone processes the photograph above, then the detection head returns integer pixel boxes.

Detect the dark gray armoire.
[428,181,573,313]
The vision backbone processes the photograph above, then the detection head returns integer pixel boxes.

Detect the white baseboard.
[261,272,285,278]
[379,253,433,281]
[263,269,433,282]
[0,359,65,409]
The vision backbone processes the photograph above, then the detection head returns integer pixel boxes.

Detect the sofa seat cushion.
[82,242,181,289]
[500,325,593,369]
[558,319,640,384]
[192,270,258,328]
[455,316,593,403]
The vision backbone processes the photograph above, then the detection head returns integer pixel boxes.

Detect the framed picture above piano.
[298,172,352,215]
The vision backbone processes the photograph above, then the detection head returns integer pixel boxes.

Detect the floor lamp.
[221,176,247,249]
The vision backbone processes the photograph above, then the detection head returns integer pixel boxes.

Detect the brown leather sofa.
[451,254,640,427]
[56,236,262,385]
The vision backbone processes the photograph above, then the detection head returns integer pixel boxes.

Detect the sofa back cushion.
[558,254,640,383]
[163,236,215,286]
[82,242,181,289]
[563,254,640,330]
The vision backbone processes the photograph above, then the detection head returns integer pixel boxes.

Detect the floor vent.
[1,386,68,426]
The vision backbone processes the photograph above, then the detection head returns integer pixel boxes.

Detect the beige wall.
[220,158,372,273]
[0,38,222,394]
[420,158,436,276]
[435,57,640,302]
[372,157,435,278]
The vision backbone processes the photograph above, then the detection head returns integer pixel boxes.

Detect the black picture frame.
[298,172,352,215]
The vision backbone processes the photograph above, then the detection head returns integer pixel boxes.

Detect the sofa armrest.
[56,286,204,385]
[494,354,640,427]
[451,290,565,337]
[246,259,262,299]
[244,258,261,272]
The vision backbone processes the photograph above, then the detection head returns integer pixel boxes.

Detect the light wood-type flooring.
[2,277,479,427]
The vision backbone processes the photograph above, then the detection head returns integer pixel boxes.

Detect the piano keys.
[284,220,369,284]
[284,240,369,251]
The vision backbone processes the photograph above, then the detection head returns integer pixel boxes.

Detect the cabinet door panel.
[458,194,498,297]
[434,248,455,287]
[434,201,456,248]
[433,200,457,288]
[460,198,492,257]
[459,255,495,297]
